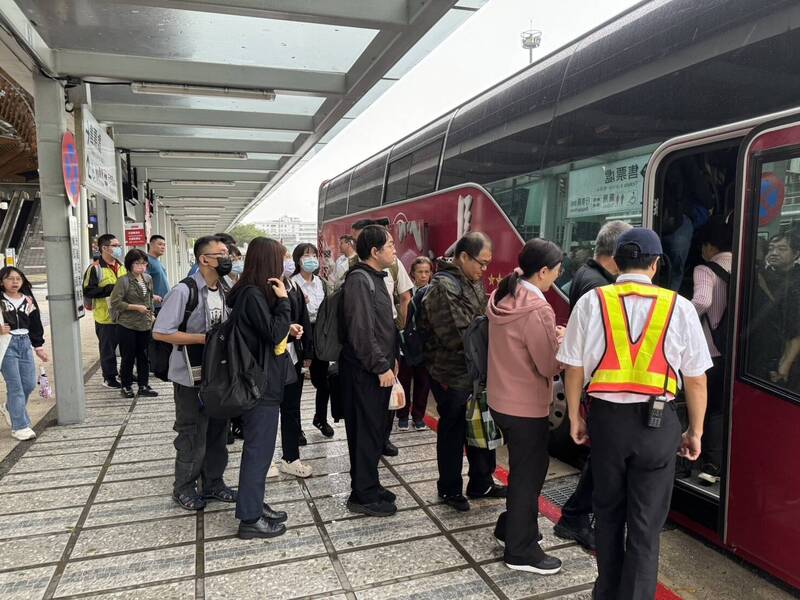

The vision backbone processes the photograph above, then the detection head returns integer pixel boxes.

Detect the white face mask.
[283,259,295,278]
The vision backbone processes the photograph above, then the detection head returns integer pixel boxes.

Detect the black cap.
[614,227,662,258]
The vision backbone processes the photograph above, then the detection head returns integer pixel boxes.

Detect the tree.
[227,223,266,245]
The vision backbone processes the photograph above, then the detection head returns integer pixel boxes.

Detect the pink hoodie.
[486,282,562,419]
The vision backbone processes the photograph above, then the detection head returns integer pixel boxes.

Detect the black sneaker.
[554,516,596,552]
[298,431,307,446]
[382,441,399,457]
[413,419,427,431]
[137,385,159,397]
[313,420,335,438]
[698,463,721,485]
[397,418,410,431]
[440,493,470,512]
[103,377,122,389]
[238,516,286,539]
[467,484,507,499]
[346,498,397,517]
[120,387,135,398]
[505,554,562,575]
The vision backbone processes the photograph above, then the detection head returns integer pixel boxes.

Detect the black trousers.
[309,355,331,423]
[340,358,391,504]
[430,379,495,497]
[236,403,280,521]
[281,362,304,462]
[589,399,681,600]
[703,356,725,467]
[172,383,229,497]
[95,322,119,380]
[118,326,150,388]
[561,456,594,524]
[491,409,549,563]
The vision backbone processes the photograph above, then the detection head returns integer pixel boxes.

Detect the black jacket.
[287,278,313,361]
[227,285,291,405]
[568,259,616,311]
[341,263,397,374]
[0,293,44,348]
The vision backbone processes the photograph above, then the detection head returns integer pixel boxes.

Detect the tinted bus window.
[407,138,444,199]
[324,172,351,220]
[384,153,412,204]
[348,151,388,215]
[742,156,800,399]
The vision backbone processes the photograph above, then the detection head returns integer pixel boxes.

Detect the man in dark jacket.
[341,225,399,517]
[420,232,506,512]
[555,220,630,550]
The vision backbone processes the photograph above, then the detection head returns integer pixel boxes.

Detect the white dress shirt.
[556,273,713,403]
[291,273,325,324]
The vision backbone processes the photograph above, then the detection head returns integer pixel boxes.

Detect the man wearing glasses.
[154,236,237,511]
[419,232,506,512]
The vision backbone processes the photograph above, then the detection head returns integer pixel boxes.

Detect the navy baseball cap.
[614,227,663,257]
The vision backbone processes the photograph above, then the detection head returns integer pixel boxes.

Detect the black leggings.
[281,362,304,462]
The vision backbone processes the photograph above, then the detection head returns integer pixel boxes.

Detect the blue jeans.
[2,335,37,430]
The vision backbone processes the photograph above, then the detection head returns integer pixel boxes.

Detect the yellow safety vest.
[83,262,127,325]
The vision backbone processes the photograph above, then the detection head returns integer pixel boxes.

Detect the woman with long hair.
[487,238,565,575]
[226,237,292,539]
[291,243,335,438]
[0,266,47,441]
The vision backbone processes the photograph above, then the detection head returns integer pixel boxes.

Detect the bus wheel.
[548,373,584,467]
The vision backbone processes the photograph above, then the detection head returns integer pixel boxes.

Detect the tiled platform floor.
[0,374,597,600]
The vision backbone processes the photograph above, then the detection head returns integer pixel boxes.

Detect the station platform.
[0,376,792,600]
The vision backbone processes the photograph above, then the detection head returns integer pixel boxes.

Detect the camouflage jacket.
[419,259,487,391]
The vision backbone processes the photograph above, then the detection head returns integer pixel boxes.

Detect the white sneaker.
[267,462,280,478]
[0,404,10,428]
[11,427,36,441]
[279,459,313,478]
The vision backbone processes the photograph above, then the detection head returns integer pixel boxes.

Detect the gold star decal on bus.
[488,273,501,286]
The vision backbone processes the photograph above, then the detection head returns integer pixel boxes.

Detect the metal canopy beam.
[130,156,281,171]
[94,104,314,131]
[98,0,412,29]
[145,169,272,182]
[154,189,259,199]
[116,135,295,155]
[54,51,347,97]
[0,0,55,72]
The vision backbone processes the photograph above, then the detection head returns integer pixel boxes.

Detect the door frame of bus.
[643,105,800,543]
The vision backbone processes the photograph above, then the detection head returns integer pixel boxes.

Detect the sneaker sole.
[346,501,397,517]
[505,562,562,575]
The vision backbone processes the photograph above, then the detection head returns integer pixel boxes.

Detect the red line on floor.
[421,412,683,599]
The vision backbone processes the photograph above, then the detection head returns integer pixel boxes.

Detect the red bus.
[318,0,800,589]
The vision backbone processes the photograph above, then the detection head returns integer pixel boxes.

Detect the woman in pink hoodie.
[487,238,565,575]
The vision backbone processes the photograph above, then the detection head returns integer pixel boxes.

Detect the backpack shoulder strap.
[350,269,375,293]
[703,260,730,284]
[179,277,199,332]
[433,270,461,295]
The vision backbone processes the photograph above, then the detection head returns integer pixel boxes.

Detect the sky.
[244,0,642,225]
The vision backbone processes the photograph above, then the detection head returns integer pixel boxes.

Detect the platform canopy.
[1,0,486,237]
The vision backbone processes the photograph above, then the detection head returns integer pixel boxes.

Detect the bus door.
[727,119,800,588]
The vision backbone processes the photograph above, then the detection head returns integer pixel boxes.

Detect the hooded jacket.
[420,259,487,391]
[486,280,562,418]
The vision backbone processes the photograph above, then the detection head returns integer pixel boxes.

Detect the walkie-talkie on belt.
[646,370,670,429]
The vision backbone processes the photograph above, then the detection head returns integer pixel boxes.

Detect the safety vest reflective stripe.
[587,282,678,396]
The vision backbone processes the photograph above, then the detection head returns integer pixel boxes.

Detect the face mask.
[283,259,295,278]
[111,247,123,259]
[301,257,319,273]
[214,256,233,277]
[231,260,244,275]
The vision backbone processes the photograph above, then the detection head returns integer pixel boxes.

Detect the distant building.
[255,215,318,249]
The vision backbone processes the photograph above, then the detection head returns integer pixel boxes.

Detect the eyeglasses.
[468,254,490,270]
[202,252,229,259]
[133,261,148,267]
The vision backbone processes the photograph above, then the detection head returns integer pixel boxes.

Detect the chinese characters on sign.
[125,223,147,247]
[68,215,86,319]
[567,154,650,218]
[82,108,119,202]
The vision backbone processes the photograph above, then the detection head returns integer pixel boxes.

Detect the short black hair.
[356,225,390,260]
[614,243,659,272]
[193,235,225,260]
[149,234,165,244]
[124,248,149,271]
[214,232,237,246]
[97,234,117,248]
[454,232,491,259]
[698,216,733,252]
[769,232,800,254]
[339,234,354,245]
[228,244,242,258]
[352,218,390,232]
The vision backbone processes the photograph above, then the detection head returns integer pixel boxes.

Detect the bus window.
[384,154,412,204]
[742,156,800,399]
[348,151,388,215]
[485,144,656,295]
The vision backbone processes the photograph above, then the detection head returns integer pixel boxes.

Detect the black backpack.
[198,309,267,419]
[313,269,374,362]
[463,315,489,385]
[401,271,459,367]
[702,260,731,354]
[150,277,197,382]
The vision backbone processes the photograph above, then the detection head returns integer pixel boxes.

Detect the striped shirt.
[691,251,732,358]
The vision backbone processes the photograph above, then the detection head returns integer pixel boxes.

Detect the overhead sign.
[125,223,147,247]
[82,107,118,201]
[61,131,80,207]
[567,154,649,218]
[759,172,784,226]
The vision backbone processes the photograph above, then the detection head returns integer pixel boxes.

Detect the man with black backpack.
[419,232,506,512]
[691,215,732,485]
[153,235,237,511]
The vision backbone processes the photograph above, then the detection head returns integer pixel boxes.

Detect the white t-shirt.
[2,293,28,335]
[291,273,325,323]
[384,260,414,319]
[206,286,224,327]
[557,273,713,404]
